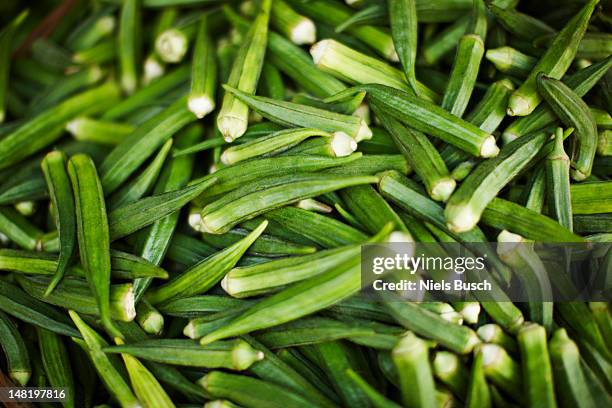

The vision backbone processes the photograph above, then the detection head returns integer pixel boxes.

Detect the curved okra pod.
[326,84,498,157]
[444,130,548,233]
[374,104,455,202]
[389,0,418,94]
[517,323,557,408]
[40,151,76,296]
[217,0,271,141]
[67,154,119,338]
[0,310,31,386]
[537,75,598,180]
[506,0,598,116]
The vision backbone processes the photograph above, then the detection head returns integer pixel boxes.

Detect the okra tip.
[188,95,216,119]
[232,339,265,370]
[431,178,457,202]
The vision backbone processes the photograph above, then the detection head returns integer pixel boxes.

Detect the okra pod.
[466,346,491,408]
[118,0,141,94]
[0,11,28,123]
[517,323,557,408]
[537,74,598,180]
[546,128,573,230]
[135,300,164,335]
[389,0,418,94]
[485,47,536,78]
[507,0,598,116]
[66,117,135,145]
[188,17,217,119]
[0,310,31,386]
[476,324,518,355]
[271,0,316,45]
[346,368,402,408]
[392,332,437,408]
[37,328,75,408]
[433,351,468,399]
[480,343,522,399]
[40,151,76,296]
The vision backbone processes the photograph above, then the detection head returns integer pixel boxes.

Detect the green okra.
[444,130,548,233]
[389,0,418,94]
[374,104,455,202]
[0,11,28,123]
[67,154,119,337]
[114,337,175,408]
[154,11,202,63]
[99,96,196,194]
[592,108,612,130]
[335,3,387,33]
[221,128,332,165]
[223,85,372,142]
[589,302,612,346]
[482,198,584,242]
[68,311,141,408]
[37,328,75,408]
[433,351,468,399]
[108,177,216,240]
[476,324,518,355]
[0,310,31,386]
[523,167,546,213]
[104,339,263,370]
[146,221,267,304]
[283,132,358,157]
[200,174,378,234]
[118,0,141,94]
[202,228,316,257]
[265,206,368,248]
[66,117,135,145]
[260,62,285,100]
[503,55,612,142]
[517,323,557,408]
[222,245,359,298]
[0,206,43,250]
[453,301,480,324]
[41,151,76,296]
[485,47,536,78]
[421,14,471,65]
[135,300,164,335]
[392,332,437,408]
[188,17,216,119]
[327,84,498,157]
[310,39,437,102]
[384,300,480,354]
[271,0,316,45]
[287,0,397,61]
[537,74,598,180]
[157,295,248,318]
[17,275,136,322]
[108,138,173,210]
[441,34,484,118]
[339,184,408,234]
[507,0,598,117]
[103,65,190,120]
[480,343,522,399]
[200,257,361,345]
[0,82,120,170]
[546,128,573,230]
[73,38,117,65]
[65,8,116,52]
[217,0,271,142]
[549,328,597,408]
[200,371,314,408]
[466,347,491,408]
[0,280,79,337]
[488,5,555,41]
[346,368,402,408]
[172,137,225,157]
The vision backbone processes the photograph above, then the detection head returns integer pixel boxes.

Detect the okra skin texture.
[41,151,76,296]
[188,17,217,119]
[570,181,612,214]
[332,84,498,157]
[0,310,31,386]
[507,0,598,117]
[546,128,573,230]
[441,34,485,118]
[0,11,28,123]
[67,154,119,338]
[537,75,598,180]
[37,328,75,408]
[444,130,547,233]
[118,0,141,94]
[392,332,437,408]
[485,47,536,78]
[374,104,455,202]
[466,347,491,408]
[517,323,558,408]
[0,82,120,170]
[346,368,402,408]
[389,0,418,94]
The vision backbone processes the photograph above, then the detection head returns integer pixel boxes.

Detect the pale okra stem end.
[291,18,316,45]
[480,136,500,158]
[431,178,457,202]
[10,371,31,387]
[115,285,137,322]
[156,29,188,63]
[183,321,200,339]
[139,311,164,336]
[217,115,249,143]
[459,303,481,325]
[231,340,265,370]
[507,92,532,117]
[356,120,373,142]
[445,204,480,233]
[188,95,216,119]
[143,56,165,85]
[331,131,358,157]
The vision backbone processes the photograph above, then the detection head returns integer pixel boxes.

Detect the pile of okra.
[0,0,611,407]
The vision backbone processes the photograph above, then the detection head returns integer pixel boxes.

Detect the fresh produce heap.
[0,0,611,407]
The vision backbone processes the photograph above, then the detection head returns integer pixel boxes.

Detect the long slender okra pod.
[466,346,491,408]
[271,0,316,45]
[0,11,28,123]
[517,323,557,408]
[37,328,75,408]
[40,151,76,296]
[392,332,436,408]
[389,0,418,94]
[188,16,216,119]
[546,128,573,230]
[68,154,120,338]
[118,0,141,94]
[0,310,31,386]
[507,0,598,116]
[537,74,598,180]
[217,0,271,141]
